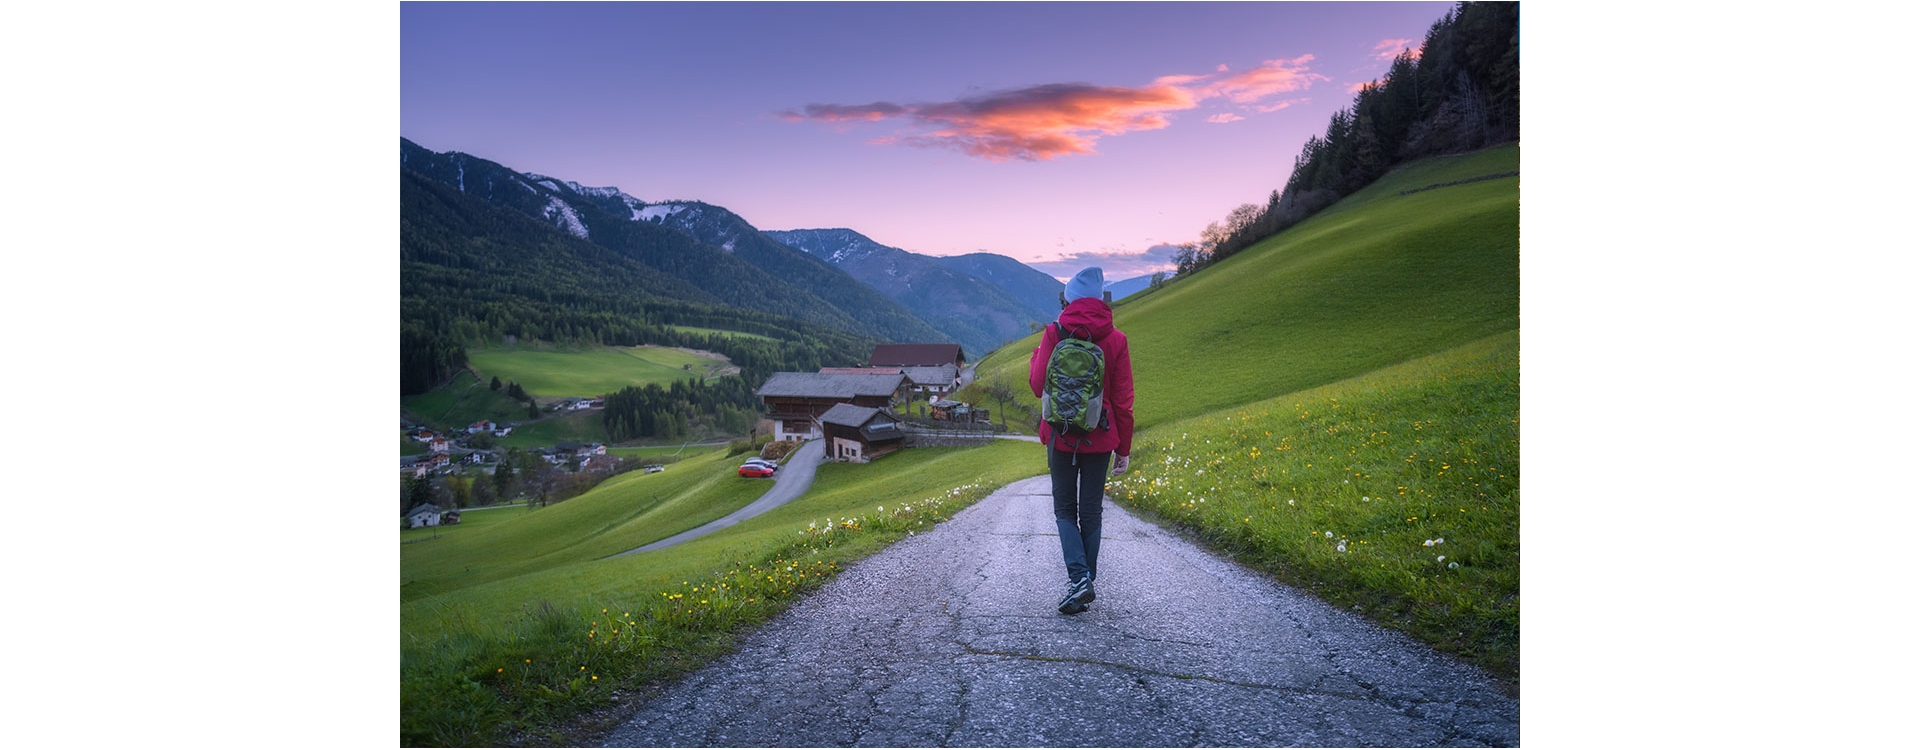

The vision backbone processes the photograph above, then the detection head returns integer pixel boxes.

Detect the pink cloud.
[1373,38,1417,61]
[785,56,1327,161]
[1201,55,1325,103]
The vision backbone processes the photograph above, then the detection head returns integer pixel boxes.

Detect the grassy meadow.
[489,410,609,449]
[1109,331,1518,677]
[401,504,526,542]
[401,440,1038,746]
[466,345,729,398]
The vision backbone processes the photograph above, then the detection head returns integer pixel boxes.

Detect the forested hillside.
[400,168,880,395]
[1176,1,1518,276]
[399,139,962,393]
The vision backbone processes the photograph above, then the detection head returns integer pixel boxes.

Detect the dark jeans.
[1048,447,1110,584]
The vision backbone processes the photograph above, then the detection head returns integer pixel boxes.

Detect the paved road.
[599,476,1519,746]
[610,440,827,557]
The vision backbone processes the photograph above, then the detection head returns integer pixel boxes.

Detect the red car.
[738,464,775,478]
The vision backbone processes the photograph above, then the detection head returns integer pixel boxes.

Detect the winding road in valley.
[598,475,1519,747]
[610,439,828,557]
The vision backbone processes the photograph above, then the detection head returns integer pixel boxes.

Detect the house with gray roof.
[756,371,907,441]
[819,403,906,463]
[901,364,961,397]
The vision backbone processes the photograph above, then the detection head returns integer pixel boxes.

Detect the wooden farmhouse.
[819,403,906,463]
[868,343,965,370]
[756,371,907,441]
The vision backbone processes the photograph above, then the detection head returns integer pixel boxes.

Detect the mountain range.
[401,138,1104,365]
[402,138,943,346]
[762,229,1060,357]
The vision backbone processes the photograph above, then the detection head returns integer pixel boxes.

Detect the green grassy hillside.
[970,144,1519,430]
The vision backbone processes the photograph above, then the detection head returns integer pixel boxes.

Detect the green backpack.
[1041,323,1107,438]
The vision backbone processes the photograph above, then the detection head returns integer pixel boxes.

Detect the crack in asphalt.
[957,645,1380,702]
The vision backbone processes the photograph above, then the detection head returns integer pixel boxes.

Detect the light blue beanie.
[1064,266,1105,303]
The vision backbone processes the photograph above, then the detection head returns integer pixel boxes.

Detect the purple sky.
[402,2,1454,281]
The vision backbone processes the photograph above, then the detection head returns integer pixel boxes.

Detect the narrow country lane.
[611,439,826,557]
[598,476,1519,747]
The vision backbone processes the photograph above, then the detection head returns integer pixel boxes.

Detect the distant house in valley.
[868,343,965,371]
[580,454,621,474]
[401,456,429,479]
[406,503,445,528]
[901,364,961,397]
[545,442,607,468]
[819,404,906,463]
[429,436,451,454]
[467,420,497,434]
[756,371,908,441]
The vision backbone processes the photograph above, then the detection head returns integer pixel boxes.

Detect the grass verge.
[401,440,1037,746]
[1108,332,1518,683]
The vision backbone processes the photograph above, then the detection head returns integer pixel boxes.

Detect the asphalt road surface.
[599,475,1519,746]
[612,439,827,557]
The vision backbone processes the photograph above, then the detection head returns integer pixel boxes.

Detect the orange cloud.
[785,56,1326,160]
[786,82,1196,161]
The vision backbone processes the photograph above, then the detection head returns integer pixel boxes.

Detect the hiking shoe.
[1059,576,1093,614]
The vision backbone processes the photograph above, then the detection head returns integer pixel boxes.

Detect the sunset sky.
[401,2,1455,280]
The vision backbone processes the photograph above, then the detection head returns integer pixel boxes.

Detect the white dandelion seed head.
[1424,539,1434,547]
[1325,531,1335,539]
[1435,537,1445,544]
[1437,555,1446,563]
[1448,562,1459,569]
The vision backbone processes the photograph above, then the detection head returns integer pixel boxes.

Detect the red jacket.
[1029,297,1135,456]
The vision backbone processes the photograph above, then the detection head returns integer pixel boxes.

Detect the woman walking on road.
[1029,266,1135,615]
